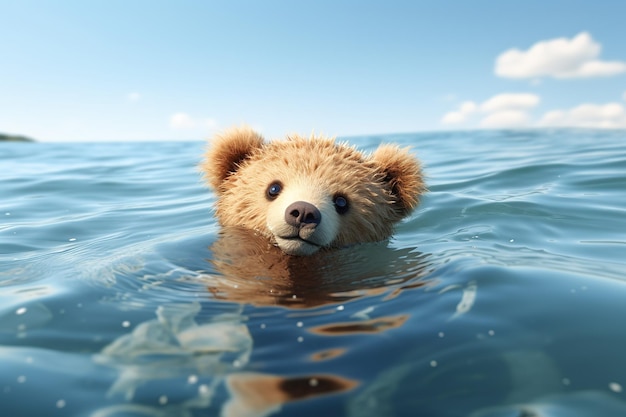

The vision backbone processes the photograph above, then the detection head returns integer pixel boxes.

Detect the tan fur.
[201,126,265,190]
[206,227,430,308]
[201,126,425,255]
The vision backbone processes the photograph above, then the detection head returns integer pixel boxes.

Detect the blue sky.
[2,0,626,142]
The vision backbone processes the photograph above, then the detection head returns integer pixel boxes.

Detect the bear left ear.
[201,126,265,192]
[371,144,425,217]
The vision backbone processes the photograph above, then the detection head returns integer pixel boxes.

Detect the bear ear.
[371,144,425,217]
[201,126,265,191]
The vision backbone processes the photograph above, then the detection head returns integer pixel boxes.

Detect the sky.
[1,0,626,142]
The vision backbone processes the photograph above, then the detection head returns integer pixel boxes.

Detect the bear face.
[201,127,425,256]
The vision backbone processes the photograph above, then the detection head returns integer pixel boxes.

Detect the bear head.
[201,126,425,256]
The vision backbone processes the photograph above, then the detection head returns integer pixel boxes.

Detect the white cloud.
[495,32,626,79]
[480,93,540,112]
[538,103,626,128]
[441,93,540,128]
[570,60,626,78]
[127,92,141,102]
[441,101,478,124]
[169,112,218,131]
[441,112,465,125]
[459,101,478,113]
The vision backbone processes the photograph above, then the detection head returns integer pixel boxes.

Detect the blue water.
[1,129,626,417]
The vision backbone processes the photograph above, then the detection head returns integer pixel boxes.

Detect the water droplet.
[198,384,211,397]
[309,378,319,387]
[158,395,168,405]
[187,374,198,384]
[56,399,66,408]
[296,321,303,327]
[69,238,77,242]
[17,376,26,384]
[122,321,131,328]
[15,307,27,315]
[336,305,344,311]
[438,332,445,338]
[430,360,438,367]
[297,336,304,343]
[609,382,623,393]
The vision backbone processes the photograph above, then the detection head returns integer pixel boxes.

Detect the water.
[1,129,626,417]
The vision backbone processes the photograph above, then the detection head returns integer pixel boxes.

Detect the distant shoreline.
[0,133,35,142]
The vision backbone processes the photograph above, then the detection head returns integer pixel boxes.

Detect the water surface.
[2,129,626,416]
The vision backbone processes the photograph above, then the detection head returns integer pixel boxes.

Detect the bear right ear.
[201,126,265,191]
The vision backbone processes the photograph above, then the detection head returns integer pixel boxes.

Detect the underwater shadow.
[205,226,433,309]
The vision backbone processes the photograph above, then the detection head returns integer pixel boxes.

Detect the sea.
[1,128,626,417]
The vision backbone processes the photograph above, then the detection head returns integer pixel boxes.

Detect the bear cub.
[201,126,425,256]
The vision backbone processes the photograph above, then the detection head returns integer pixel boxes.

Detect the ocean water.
[1,129,626,417]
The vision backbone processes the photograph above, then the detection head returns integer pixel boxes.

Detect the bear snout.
[284,201,321,229]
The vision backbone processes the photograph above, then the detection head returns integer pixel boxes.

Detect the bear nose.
[285,201,321,228]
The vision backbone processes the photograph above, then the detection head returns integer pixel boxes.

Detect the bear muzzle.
[271,201,329,256]
[283,201,322,245]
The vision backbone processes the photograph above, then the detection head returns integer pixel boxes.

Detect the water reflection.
[95,227,432,416]
[224,373,358,417]
[206,226,432,308]
[309,315,409,335]
[310,348,347,361]
[94,301,360,417]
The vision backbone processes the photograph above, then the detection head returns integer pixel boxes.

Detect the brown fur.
[201,126,425,255]
[206,226,430,308]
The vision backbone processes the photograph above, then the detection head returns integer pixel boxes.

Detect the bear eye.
[266,182,283,199]
[333,194,349,214]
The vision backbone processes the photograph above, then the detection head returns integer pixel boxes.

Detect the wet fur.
[201,126,425,254]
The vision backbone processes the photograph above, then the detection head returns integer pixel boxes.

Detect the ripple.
[3,130,626,416]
